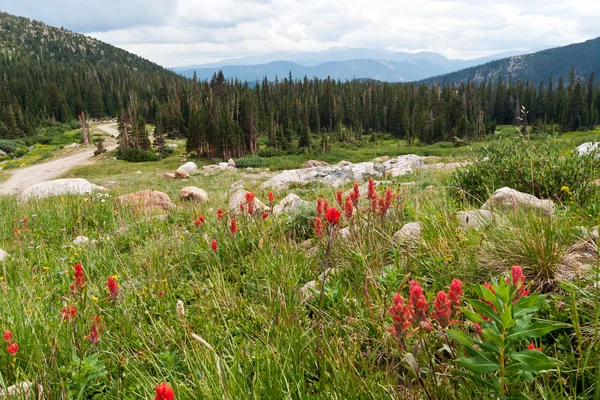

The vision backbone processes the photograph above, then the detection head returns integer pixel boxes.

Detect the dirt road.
[0,124,119,196]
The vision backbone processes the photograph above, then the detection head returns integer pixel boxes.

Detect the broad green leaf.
[467,299,501,325]
[502,304,515,329]
[461,306,484,323]
[511,350,562,373]
[456,353,500,375]
[514,293,546,319]
[506,321,568,342]
[451,369,500,392]
[447,329,475,346]
[479,284,502,311]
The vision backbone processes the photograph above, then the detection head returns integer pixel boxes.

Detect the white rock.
[65,143,79,149]
[167,144,178,148]
[177,161,198,174]
[576,142,600,157]
[393,222,422,243]
[338,227,352,239]
[73,236,89,246]
[180,187,209,202]
[19,178,105,202]
[0,248,8,262]
[456,210,493,230]
[228,189,267,212]
[382,155,425,177]
[0,149,7,157]
[373,155,390,163]
[301,280,318,300]
[482,187,555,216]
[227,159,236,168]
[135,171,142,174]
[272,193,309,215]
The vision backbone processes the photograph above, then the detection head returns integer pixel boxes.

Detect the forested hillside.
[0,11,186,137]
[424,37,600,86]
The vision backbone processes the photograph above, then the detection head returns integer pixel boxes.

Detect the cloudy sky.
[1,0,599,67]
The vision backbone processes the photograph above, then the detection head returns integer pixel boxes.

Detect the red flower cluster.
[230,218,237,234]
[193,215,205,227]
[350,183,360,207]
[107,277,119,301]
[511,266,530,297]
[326,207,341,225]
[62,305,77,320]
[71,263,86,294]
[262,212,268,220]
[156,382,175,400]
[211,239,218,252]
[217,209,223,220]
[527,342,542,352]
[344,196,353,218]
[389,279,463,342]
[3,330,18,356]
[367,179,393,216]
[267,192,274,202]
[87,315,102,344]
[241,192,256,214]
[335,190,343,207]
[314,216,323,238]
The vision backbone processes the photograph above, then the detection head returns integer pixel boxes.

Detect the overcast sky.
[1,0,599,67]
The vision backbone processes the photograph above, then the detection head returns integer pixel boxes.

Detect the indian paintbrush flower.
[155,383,175,400]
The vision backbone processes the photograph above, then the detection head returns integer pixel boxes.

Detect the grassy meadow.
[0,127,599,398]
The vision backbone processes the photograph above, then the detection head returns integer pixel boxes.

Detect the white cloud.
[3,0,599,67]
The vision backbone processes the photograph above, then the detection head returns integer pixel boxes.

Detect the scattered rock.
[0,381,43,398]
[0,149,7,157]
[318,268,336,281]
[424,161,470,171]
[228,159,236,168]
[114,190,176,214]
[167,144,178,149]
[135,171,142,174]
[301,281,318,300]
[175,169,190,179]
[592,226,599,242]
[338,227,352,239]
[261,161,386,189]
[393,222,422,243]
[576,142,600,157]
[593,179,600,186]
[456,210,493,230]
[162,173,176,179]
[228,189,267,212]
[180,187,209,202]
[373,155,390,163]
[298,239,313,249]
[482,187,555,216]
[73,236,89,246]
[202,161,236,172]
[177,162,198,174]
[102,181,120,189]
[19,178,105,202]
[0,248,8,262]
[303,160,329,168]
[273,193,309,215]
[382,155,425,177]
[65,143,79,149]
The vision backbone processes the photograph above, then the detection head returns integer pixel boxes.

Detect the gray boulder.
[19,178,105,202]
[273,193,309,215]
[482,187,555,216]
[576,142,600,157]
[177,162,198,174]
[393,222,422,243]
[229,189,267,212]
[382,155,425,177]
[456,210,493,230]
[180,186,209,202]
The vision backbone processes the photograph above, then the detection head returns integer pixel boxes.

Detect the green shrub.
[234,155,266,168]
[0,140,17,154]
[258,147,286,158]
[116,148,160,162]
[448,137,600,207]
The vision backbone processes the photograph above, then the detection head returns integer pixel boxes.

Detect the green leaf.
[467,299,501,325]
[511,350,562,373]
[513,293,546,319]
[502,304,515,329]
[506,321,568,342]
[461,306,484,323]
[447,329,475,346]
[456,350,499,375]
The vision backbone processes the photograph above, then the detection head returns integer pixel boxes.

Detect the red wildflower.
[323,199,330,214]
[335,190,343,207]
[87,316,102,344]
[389,293,413,335]
[194,215,205,227]
[408,280,431,329]
[367,177,376,200]
[6,343,18,356]
[3,330,12,344]
[73,263,85,292]
[314,216,323,238]
[384,188,393,209]
[62,305,77,320]
[211,239,218,252]
[344,196,353,218]
[527,342,542,352]
[325,207,341,225]
[448,279,463,308]
[107,277,119,301]
[370,194,380,213]
[352,182,360,207]
[431,290,452,328]
[155,382,175,400]
[511,266,530,297]
[316,198,323,217]
[244,192,256,214]
[217,209,223,219]
[268,192,274,202]
[262,212,268,220]
[230,218,237,234]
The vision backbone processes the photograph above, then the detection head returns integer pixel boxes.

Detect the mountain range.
[174,46,552,83]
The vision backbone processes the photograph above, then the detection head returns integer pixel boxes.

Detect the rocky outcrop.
[202,162,237,172]
[229,189,267,212]
[456,210,493,230]
[177,162,198,174]
[576,142,600,157]
[382,155,425,177]
[19,178,105,202]
[180,187,209,202]
[482,187,555,216]
[227,159,236,168]
[373,155,390,163]
[114,190,176,213]
[0,149,7,157]
[273,193,309,215]
[302,160,329,168]
[393,222,422,243]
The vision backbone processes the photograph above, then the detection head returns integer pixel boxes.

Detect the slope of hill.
[423,37,600,85]
[0,12,185,138]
